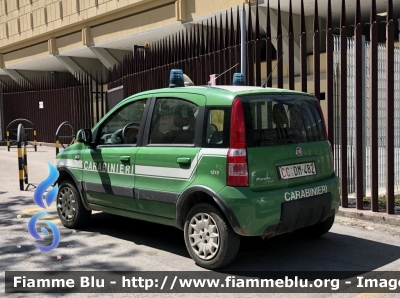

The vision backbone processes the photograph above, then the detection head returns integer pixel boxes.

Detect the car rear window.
[241,94,326,147]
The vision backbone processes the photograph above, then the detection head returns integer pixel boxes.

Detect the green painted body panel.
[132,93,206,218]
[218,174,340,236]
[247,141,333,191]
[193,153,228,192]
[135,200,176,220]
[81,146,139,211]
[56,143,88,181]
[135,146,200,218]
[86,203,176,227]
[135,147,199,189]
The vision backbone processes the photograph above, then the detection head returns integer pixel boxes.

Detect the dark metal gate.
[1,73,106,144]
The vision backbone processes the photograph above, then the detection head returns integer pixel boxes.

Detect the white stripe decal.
[83,169,135,176]
[135,165,193,179]
[198,148,229,156]
[57,149,228,179]
[135,148,228,179]
[56,159,83,168]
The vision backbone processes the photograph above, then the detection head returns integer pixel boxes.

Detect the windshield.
[241,94,326,147]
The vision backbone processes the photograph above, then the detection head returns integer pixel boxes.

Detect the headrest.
[174,105,194,128]
[159,103,171,116]
[272,103,289,125]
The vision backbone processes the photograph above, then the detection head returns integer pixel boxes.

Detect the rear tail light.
[227,98,248,186]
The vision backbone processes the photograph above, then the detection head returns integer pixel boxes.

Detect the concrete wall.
[0,0,248,51]
[0,0,250,70]
[90,2,176,45]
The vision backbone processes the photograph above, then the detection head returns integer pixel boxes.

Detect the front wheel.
[294,214,335,238]
[184,203,240,269]
[57,180,91,229]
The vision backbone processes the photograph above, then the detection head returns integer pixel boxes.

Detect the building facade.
[0,0,398,84]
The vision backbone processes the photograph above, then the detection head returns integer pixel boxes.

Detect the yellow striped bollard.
[17,124,25,191]
[6,130,10,151]
[56,139,60,155]
[23,140,28,184]
[33,129,37,151]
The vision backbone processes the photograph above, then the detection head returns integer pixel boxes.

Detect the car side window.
[149,98,198,145]
[203,108,230,148]
[99,99,147,145]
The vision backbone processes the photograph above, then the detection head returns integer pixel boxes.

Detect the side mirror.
[76,129,93,145]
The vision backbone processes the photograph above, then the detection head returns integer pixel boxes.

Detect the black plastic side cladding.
[175,185,244,235]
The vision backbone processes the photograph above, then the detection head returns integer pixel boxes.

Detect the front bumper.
[218,174,340,236]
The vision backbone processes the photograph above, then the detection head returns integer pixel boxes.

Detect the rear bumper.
[263,193,334,238]
[218,174,340,236]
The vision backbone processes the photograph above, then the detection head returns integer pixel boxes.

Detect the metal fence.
[1,73,106,143]
[333,36,400,198]
[364,43,400,196]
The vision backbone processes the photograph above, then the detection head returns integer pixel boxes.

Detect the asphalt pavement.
[1,145,400,298]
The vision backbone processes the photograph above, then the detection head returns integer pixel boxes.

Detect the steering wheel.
[122,122,140,144]
[107,128,123,144]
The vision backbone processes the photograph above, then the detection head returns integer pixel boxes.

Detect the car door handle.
[120,156,130,162]
[177,157,191,164]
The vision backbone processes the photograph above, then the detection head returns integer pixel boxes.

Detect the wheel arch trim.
[175,185,243,234]
[56,166,91,211]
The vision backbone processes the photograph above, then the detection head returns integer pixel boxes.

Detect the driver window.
[99,99,147,145]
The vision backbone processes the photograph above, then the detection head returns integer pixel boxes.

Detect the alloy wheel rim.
[58,187,76,222]
[188,213,220,260]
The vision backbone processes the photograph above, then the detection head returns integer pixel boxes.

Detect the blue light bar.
[169,69,185,87]
[233,73,245,86]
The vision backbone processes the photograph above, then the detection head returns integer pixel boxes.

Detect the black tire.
[295,214,335,238]
[184,203,240,269]
[57,180,91,229]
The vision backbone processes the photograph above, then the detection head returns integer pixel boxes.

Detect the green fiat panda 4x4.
[55,70,340,269]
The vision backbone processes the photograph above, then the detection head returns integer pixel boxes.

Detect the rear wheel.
[295,214,335,238]
[184,203,240,269]
[57,180,91,229]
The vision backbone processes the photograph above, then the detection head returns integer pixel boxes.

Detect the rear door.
[134,94,205,218]
[241,94,333,192]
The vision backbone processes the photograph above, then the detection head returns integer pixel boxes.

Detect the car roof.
[122,85,314,106]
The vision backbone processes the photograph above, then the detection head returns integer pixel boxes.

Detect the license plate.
[279,162,316,180]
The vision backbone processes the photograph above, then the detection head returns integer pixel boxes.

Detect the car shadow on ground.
[0,195,140,272]
[84,212,400,275]
[2,195,399,276]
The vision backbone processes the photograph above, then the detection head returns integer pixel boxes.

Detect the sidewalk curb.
[337,207,400,226]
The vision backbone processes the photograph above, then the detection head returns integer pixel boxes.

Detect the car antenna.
[208,63,240,85]
[261,51,285,88]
